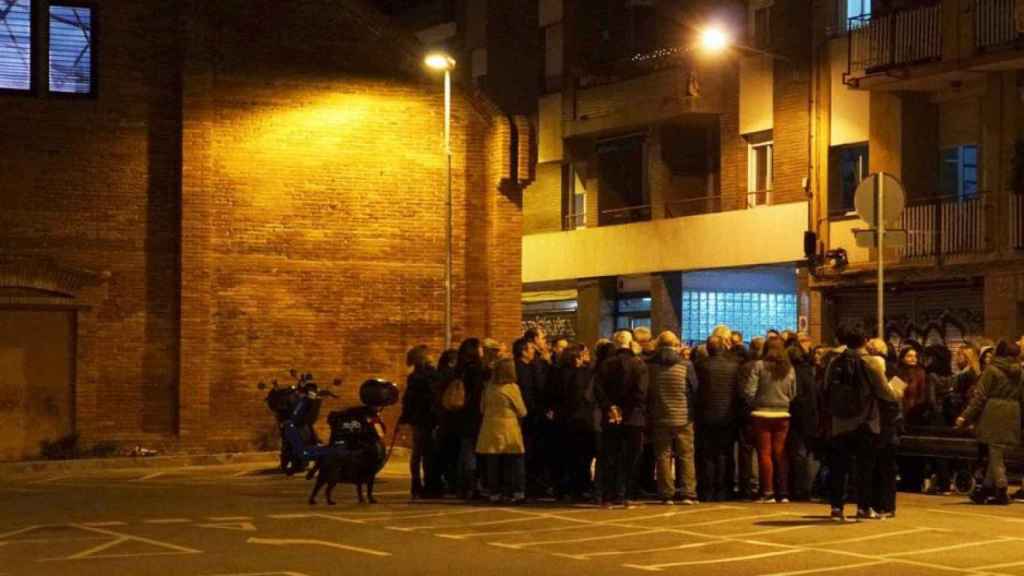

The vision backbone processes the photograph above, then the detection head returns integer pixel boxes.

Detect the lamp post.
[425,52,456,349]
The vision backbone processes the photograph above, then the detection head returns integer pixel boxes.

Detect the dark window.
[940,145,979,200]
[753,6,771,50]
[48,4,93,94]
[561,163,587,230]
[0,0,32,91]
[597,134,648,225]
[829,143,869,215]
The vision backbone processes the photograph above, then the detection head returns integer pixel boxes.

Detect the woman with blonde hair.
[476,358,528,504]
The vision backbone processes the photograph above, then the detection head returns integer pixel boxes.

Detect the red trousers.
[751,416,791,497]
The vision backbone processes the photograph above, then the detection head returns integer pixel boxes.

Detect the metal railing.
[663,193,768,218]
[564,212,586,230]
[598,205,652,226]
[976,0,1020,49]
[1011,193,1024,249]
[899,194,987,260]
[848,4,942,78]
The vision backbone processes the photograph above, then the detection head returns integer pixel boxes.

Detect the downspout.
[507,114,520,186]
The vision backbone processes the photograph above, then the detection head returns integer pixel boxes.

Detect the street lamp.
[698,26,731,54]
[424,51,455,349]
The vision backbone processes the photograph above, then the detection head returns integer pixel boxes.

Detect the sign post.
[854,172,906,341]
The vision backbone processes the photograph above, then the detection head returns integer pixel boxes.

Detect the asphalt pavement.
[2,460,1024,576]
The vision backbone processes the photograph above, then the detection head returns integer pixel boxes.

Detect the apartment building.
[813,0,1024,346]
[523,0,813,345]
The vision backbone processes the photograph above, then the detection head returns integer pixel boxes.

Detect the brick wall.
[0,0,528,455]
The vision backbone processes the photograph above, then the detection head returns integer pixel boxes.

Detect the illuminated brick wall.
[0,0,529,454]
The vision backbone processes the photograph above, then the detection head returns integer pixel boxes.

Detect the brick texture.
[0,0,529,455]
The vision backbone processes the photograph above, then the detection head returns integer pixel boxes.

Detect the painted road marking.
[247,537,390,557]
[729,524,820,538]
[0,525,47,539]
[680,512,794,528]
[814,527,936,546]
[433,507,728,539]
[926,508,1024,524]
[624,549,805,571]
[555,540,719,561]
[37,523,203,561]
[199,522,257,532]
[970,560,1024,572]
[79,521,127,527]
[131,471,166,482]
[882,538,1017,558]
[492,528,665,550]
[388,512,554,532]
[759,560,891,576]
[25,474,73,485]
[207,516,253,522]
[199,572,312,576]
[143,518,192,524]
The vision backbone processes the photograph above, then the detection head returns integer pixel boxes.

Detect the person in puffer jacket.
[956,340,1024,505]
[646,331,699,504]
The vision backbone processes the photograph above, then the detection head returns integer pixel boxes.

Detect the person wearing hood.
[647,331,699,504]
[956,341,1023,505]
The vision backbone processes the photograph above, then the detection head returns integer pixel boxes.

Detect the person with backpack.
[955,340,1023,505]
[824,324,897,521]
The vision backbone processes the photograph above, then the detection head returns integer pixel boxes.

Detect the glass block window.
[682,290,798,344]
[49,4,92,94]
[0,0,32,91]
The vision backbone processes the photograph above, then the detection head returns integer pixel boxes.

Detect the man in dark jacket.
[595,330,648,507]
[787,334,820,501]
[647,331,699,504]
[696,335,740,501]
[399,345,440,499]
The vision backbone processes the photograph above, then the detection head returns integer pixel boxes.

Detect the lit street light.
[424,51,455,349]
[698,26,731,54]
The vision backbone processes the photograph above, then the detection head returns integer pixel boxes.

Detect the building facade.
[0,0,531,460]
[523,0,813,346]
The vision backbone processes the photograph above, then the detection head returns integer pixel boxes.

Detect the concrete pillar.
[576,277,616,347]
[651,272,682,337]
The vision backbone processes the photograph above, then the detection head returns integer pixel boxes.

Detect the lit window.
[682,290,797,345]
[747,133,773,207]
[49,4,93,94]
[615,294,651,331]
[0,0,32,91]
[940,145,979,200]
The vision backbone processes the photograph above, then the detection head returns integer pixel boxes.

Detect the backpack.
[440,377,466,412]
[827,352,872,419]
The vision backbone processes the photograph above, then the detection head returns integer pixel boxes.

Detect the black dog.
[308,407,387,505]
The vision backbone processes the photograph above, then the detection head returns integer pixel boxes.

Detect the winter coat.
[563,365,601,432]
[646,347,697,427]
[743,361,797,416]
[961,357,1023,446]
[454,362,489,438]
[789,358,819,438]
[399,365,438,429]
[476,382,528,454]
[899,365,929,425]
[595,348,648,427]
[696,352,740,426]
[825,348,897,438]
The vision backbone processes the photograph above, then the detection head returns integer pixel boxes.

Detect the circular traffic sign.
[854,172,905,227]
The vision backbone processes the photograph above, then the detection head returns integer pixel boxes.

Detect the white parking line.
[680,512,793,527]
[926,508,1024,524]
[759,560,890,576]
[247,537,390,557]
[882,538,1016,558]
[970,560,1024,572]
[815,527,933,546]
[388,512,554,532]
[494,528,665,549]
[131,471,166,482]
[207,516,253,522]
[79,522,126,527]
[624,549,805,571]
[0,525,46,539]
[143,518,192,525]
[557,540,719,560]
[729,524,820,538]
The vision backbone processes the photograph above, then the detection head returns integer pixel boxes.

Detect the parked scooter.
[259,370,340,475]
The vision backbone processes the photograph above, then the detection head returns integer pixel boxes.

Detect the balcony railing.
[899,194,987,259]
[976,0,1021,50]
[848,4,942,79]
[598,205,652,227]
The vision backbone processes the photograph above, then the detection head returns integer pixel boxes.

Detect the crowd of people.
[397,322,1024,520]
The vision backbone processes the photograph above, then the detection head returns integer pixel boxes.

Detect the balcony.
[847,4,942,81]
[523,201,809,284]
[830,194,988,266]
[976,0,1022,51]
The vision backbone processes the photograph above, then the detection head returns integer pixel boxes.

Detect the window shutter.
[0,0,32,91]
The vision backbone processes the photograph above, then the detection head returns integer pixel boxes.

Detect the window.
[681,291,798,345]
[939,145,979,200]
[597,134,649,225]
[753,5,771,50]
[746,132,773,207]
[847,0,871,21]
[829,143,868,215]
[615,294,651,331]
[0,0,32,91]
[562,164,587,230]
[48,4,93,94]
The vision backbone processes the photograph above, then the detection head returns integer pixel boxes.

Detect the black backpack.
[827,352,872,419]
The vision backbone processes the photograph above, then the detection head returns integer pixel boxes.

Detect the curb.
[0,447,410,476]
